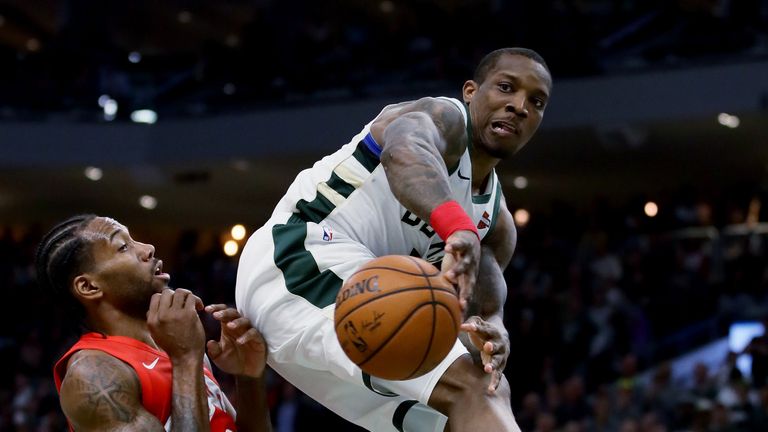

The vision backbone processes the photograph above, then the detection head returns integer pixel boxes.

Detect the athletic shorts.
[236,211,468,431]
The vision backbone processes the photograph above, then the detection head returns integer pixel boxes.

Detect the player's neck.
[469,150,498,193]
[88,309,157,348]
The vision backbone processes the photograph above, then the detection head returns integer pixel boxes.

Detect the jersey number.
[401,211,436,238]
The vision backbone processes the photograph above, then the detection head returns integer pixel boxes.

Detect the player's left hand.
[460,316,509,393]
[204,304,267,379]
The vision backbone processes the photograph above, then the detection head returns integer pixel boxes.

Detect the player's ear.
[73,274,103,301]
[462,80,478,105]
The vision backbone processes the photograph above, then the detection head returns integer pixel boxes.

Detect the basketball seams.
[355,301,443,368]
[404,254,438,380]
[406,255,442,277]
[334,255,460,380]
[433,302,461,331]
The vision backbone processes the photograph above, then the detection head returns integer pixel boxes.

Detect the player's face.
[463,54,551,159]
[81,217,170,317]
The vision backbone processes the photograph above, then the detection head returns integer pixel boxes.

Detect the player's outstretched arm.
[460,198,516,393]
[59,351,167,431]
[205,304,272,432]
[379,97,480,310]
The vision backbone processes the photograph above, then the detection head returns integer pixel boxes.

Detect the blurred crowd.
[1,182,767,431]
[1,0,767,120]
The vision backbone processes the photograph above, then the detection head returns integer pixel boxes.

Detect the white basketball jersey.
[273,97,503,265]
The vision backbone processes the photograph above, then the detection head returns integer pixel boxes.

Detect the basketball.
[334,255,462,381]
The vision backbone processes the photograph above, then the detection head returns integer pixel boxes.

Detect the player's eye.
[498,82,513,92]
[532,97,546,109]
[118,243,128,252]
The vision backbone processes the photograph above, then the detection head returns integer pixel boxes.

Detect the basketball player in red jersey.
[37,215,271,431]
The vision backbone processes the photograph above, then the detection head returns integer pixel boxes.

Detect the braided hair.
[35,214,98,329]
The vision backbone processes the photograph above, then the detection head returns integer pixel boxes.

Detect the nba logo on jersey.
[322,225,333,241]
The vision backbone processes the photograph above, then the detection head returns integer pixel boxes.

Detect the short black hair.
[35,214,98,328]
[473,48,550,85]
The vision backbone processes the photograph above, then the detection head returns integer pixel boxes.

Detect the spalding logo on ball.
[334,255,461,380]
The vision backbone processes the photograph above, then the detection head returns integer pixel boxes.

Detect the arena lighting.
[223,240,239,257]
[231,159,250,171]
[128,51,141,63]
[130,109,157,124]
[102,97,117,121]
[231,224,247,241]
[103,99,118,116]
[513,176,528,189]
[139,195,158,210]
[84,167,103,181]
[26,38,40,52]
[513,208,530,227]
[644,201,659,217]
[717,113,740,128]
[98,95,111,107]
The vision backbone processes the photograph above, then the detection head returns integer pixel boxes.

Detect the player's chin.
[151,279,170,293]
[485,143,515,159]
[481,136,518,159]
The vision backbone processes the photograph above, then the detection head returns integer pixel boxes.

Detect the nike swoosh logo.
[457,169,470,181]
[142,357,159,369]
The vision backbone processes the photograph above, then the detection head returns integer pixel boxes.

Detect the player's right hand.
[204,304,268,379]
[147,288,205,361]
[441,229,481,314]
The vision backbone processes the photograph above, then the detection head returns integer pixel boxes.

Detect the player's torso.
[54,334,237,432]
[274,97,504,264]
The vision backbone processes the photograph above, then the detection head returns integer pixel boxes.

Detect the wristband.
[429,200,479,241]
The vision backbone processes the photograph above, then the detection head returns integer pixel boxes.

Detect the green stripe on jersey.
[295,194,335,224]
[352,140,380,172]
[272,222,343,308]
[486,179,504,237]
[392,400,420,432]
[326,172,356,199]
[295,172,357,224]
[472,172,495,204]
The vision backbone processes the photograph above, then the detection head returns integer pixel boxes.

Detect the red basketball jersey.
[54,333,237,431]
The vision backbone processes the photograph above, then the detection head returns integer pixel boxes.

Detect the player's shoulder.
[63,349,138,385]
[407,97,467,141]
[410,97,465,121]
[372,96,467,145]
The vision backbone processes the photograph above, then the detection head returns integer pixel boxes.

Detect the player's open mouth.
[491,121,518,136]
[154,260,170,281]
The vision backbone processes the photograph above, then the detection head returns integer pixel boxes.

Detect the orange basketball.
[334,255,461,380]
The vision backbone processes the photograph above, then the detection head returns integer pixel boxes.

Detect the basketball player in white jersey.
[237,48,552,431]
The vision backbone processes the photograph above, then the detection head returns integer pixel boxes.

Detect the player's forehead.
[489,54,552,93]
[81,217,129,242]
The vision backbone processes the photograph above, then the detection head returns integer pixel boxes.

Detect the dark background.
[2,0,768,431]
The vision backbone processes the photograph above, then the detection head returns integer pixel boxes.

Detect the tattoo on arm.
[380,98,467,221]
[60,352,164,431]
